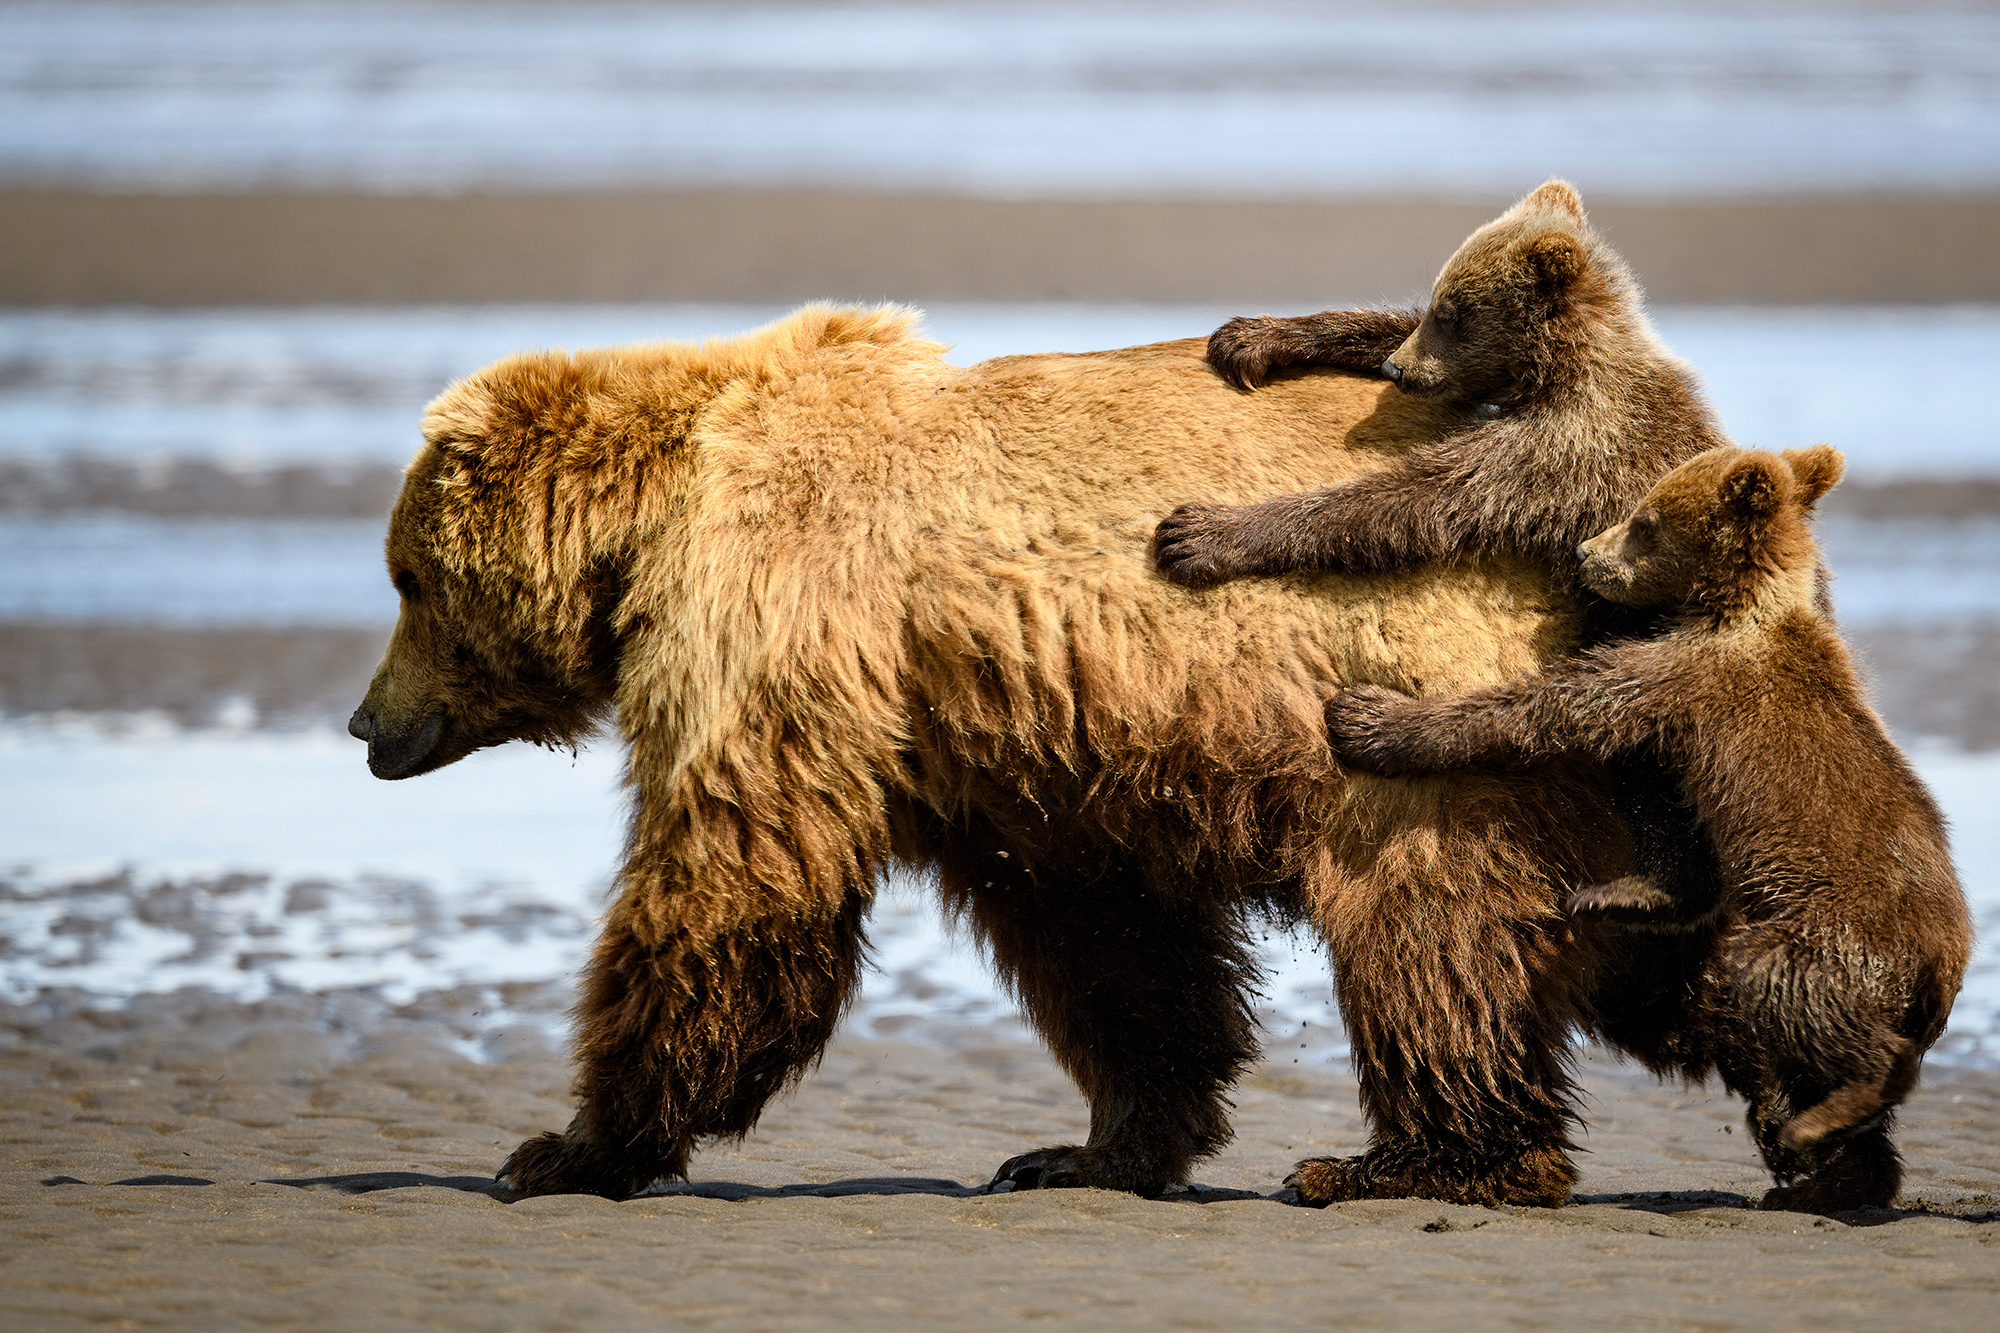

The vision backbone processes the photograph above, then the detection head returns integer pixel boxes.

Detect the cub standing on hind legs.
[1324,445,1972,1213]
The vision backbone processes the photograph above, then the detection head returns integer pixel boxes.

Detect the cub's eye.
[393,571,420,602]
[1433,301,1459,326]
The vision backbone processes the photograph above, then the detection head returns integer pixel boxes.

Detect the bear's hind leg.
[958,852,1262,1196]
[1297,811,1586,1209]
[501,888,869,1199]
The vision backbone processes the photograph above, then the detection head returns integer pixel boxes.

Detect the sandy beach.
[4,989,1997,1331]
[8,190,2000,308]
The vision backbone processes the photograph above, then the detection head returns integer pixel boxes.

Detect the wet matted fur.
[352,304,1667,1205]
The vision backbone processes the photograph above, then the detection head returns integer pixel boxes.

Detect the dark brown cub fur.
[1157,180,1729,590]
[1323,445,1974,1213]
[1206,306,1420,392]
[1172,179,1748,945]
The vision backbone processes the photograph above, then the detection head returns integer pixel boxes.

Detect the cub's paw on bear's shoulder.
[1153,501,1275,588]
[985,1144,1174,1197]
[1206,315,1292,390]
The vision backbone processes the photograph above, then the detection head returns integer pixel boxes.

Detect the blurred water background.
[3,1,1998,1068]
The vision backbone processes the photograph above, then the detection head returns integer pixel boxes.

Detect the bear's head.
[1576,443,1844,621]
[347,354,635,779]
[347,304,930,781]
[1383,179,1649,413]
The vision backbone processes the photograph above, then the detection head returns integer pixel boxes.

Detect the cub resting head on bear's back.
[353,301,1691,1208]
[1325,444,1973,1213]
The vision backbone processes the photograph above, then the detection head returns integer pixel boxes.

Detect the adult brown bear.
[349,304,1642,1205]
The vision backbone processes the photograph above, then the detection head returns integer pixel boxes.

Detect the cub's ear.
[1781,443,1845,510]
[1521,179,1587,225]
[1718,454,1784,525]
[1520,230,1587,298]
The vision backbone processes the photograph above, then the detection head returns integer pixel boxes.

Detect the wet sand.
[7,189,1999,307]
[3,993,1996,1330]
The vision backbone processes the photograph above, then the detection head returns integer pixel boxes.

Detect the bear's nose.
[1576,544,1593,563]
[347,705,376,743]
[1379,360,1404,384]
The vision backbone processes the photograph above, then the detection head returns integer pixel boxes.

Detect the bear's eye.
[394,570,420,602]
[1433,301,1459,326]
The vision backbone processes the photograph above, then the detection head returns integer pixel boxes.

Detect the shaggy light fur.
[352,305,1645,1205]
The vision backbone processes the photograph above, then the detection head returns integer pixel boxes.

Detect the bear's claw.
[1285,1144,1576,1208]
[499,1128,670,1201]
[986,1148,1086,1192]
[984,1144,1172,1196]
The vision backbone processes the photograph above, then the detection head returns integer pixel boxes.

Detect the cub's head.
[1383,180,1646,413]
[1577,444,1844,619]
[347,355,635,779]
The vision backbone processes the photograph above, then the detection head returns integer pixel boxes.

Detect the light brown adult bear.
[350,304,1638,1206]
[1324,445,1973,1213]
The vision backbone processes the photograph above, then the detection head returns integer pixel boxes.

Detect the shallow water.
[5,2,1999,195]
[0,724,1992,1066]
[3,305,1996,478]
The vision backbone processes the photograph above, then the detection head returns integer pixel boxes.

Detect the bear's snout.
[349,701,451,780]
[1379,359,1404,385]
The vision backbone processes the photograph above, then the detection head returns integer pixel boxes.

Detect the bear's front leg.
[500,891,867,1199]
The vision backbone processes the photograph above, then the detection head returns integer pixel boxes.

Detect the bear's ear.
[1520,231,1587,297]
[1520,179,1587,225]
[1718,454,1784,526]
[1781,444,1845,510]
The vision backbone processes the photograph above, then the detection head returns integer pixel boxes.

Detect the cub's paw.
[1206,316,1287,390]
[1566,875,1679,924]
[1321,683,1420,773]
[499,1129,662,1201]
[1153,503,1261,588]
[985,1145,1171,1197]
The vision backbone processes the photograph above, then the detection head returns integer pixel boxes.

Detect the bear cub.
[1158,178,1738,932]
[1323,444,1973,1213]
[1154,179,1730,592]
